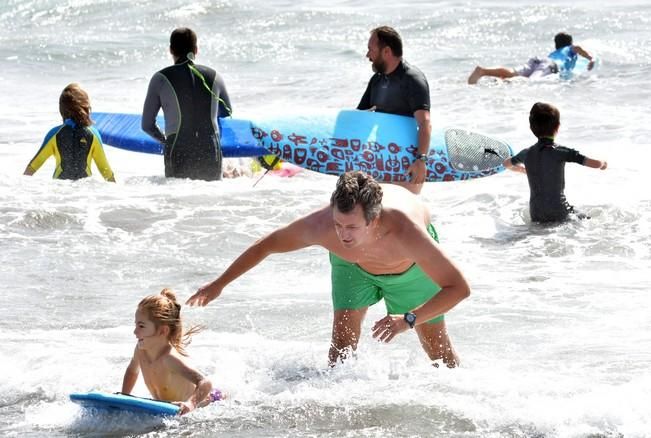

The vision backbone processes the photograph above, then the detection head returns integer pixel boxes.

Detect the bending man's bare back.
[187,171,470,367]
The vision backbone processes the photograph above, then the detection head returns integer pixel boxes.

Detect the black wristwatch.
[404,312,417,329]
[414,153,428,163]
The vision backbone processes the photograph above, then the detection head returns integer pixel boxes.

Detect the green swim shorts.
[330,224,444,324]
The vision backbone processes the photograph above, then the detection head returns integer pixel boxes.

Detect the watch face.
[405,313,416,325]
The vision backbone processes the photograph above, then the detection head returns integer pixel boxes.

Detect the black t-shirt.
[357,61,430,117]
[511,138,586,222]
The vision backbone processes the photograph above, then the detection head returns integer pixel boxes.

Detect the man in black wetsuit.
[142,27,232,181]
[357,26,431,194]
[503,102,607,223]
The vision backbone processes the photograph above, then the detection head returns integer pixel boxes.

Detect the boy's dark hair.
[554,32,573,50]
[330,171,383,224]
[170,27,197,58]
[371,26,403,58]
[529,102,560,138]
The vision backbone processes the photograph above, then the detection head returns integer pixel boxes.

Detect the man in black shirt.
[358,26,431,194]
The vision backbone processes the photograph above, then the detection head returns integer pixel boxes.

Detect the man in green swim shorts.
[187,171,470,368]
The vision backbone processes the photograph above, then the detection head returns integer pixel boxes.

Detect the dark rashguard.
[511,138,586,222]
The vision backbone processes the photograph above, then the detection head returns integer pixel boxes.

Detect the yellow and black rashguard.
[26,119,115,181]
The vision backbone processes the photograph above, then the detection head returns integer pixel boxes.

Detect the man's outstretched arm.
[186,212,321,306]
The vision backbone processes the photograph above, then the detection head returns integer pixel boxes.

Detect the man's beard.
[372,58,387,74]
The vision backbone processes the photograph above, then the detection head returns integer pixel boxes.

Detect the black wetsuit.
[511,138,587,223]
[142,57,231,181]
[357,60,430,116]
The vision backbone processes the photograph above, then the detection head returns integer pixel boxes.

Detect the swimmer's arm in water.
[165,355,212,415]
[89,132,116,182]
[583,157,608,170]
[120,346,141,395]
[186,211,322,306]
[503,157,527,174]
[572,45,595,70]
[24,130,57,176]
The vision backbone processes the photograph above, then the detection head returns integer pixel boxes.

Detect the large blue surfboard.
[253,110,513,183]
[70,391,180,416]
[93,110,511,182]
[91,112,266,157]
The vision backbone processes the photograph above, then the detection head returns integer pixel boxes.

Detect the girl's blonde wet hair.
[137,288,202,356]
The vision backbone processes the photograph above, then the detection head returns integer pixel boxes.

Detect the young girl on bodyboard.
[121,288,222,415]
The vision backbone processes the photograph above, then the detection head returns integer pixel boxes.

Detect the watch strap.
[415,153,428,162]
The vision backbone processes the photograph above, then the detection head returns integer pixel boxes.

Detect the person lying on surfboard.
[467,32,595,84]
[187,171,470,368]
[121,288,223,415]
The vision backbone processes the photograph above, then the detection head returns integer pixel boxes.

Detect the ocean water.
[1,0,650,437]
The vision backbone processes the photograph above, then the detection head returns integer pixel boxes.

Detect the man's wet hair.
[170,27,197,58]
[529,102,560,138]
[371,26,403,58]
[330,171,383,224]
[554,32,573,50]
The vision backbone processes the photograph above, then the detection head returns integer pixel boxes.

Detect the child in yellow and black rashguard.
[23,83,115,182]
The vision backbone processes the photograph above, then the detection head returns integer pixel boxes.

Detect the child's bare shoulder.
[161,350,193,370]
